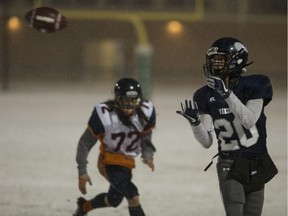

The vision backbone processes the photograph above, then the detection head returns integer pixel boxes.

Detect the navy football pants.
[105,165,139,207]
[217,158,264,216]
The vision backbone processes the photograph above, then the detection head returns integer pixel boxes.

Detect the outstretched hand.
[176,100,200,126]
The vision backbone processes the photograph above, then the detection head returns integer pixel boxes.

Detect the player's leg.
[128,195,145,216]
[220,180,245,216]
[243,187,264,216]
[217,159,245,216]
[105,165,145,216]
[106,185,125,207]
[73,163,124,215]
[73,193,109,216]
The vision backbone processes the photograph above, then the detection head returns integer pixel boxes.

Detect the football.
[25,7,67,33]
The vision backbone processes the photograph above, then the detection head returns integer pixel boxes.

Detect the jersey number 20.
[214,118,259,151]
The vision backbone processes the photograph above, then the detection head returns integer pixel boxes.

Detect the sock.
[91,193,109,209]
[129,205,145,216]
[82,200,93,213]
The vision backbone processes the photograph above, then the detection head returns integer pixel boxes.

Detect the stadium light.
[8,16,21,31]
[166,20,183,35]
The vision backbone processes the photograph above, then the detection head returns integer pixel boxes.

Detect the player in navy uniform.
[73,78,156,216]
[177,37,276,216]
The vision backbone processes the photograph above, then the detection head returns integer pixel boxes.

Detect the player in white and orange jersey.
[73,78,156,216]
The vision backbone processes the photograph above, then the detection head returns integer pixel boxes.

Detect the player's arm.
[76,128,97,176]
[225,93,263,129]
[141,102,156,165]
[191,114,213,148]
[141,125,156,171]
[141,132,156,159]
[177,100,213,148]
[207,76,264,129]
[78,105,105,172]
[76,128,97,194]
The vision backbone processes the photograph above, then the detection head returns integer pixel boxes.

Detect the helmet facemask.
[204,53,242,89]
[204,52,231,80]
[114,78,143,117]
[203,41,252,90]
[116,94,141,116]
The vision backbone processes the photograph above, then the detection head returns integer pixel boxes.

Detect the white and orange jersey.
[88,100,156,158]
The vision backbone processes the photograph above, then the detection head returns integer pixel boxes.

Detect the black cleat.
[73,197,87,216]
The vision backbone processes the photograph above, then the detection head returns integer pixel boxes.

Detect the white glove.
[78,173,92,194]
[207,76,231,99]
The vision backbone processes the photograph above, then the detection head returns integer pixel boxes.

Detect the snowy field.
[0,81,286,216]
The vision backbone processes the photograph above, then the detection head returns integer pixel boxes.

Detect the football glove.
[78,173,92,195]
[207,76,231,99]
[142,159,155,172]
[141,139,156,172]
[176,100,200,126]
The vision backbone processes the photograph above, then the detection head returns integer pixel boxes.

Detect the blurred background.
[0,0,286,96]
[0,1,286,216]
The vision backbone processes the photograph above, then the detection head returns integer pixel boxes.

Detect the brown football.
[25,7,67,33]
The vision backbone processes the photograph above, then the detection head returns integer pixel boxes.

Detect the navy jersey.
[193,75,272,158]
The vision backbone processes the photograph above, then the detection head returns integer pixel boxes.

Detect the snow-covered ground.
[0,81,286,216]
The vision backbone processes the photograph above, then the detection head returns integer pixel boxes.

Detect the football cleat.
[73,197,87,216]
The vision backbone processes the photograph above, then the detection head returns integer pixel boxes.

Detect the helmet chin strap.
[244,61,254,68]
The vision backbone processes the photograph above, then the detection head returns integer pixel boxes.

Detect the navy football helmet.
[203,37,252,80]
[114,78,142,116]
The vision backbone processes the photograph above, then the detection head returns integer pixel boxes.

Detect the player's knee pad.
[107,193,124,207]
[112,180,139,199]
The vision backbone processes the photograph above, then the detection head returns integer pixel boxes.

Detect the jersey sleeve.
[141,101,156,131]
[144,106,156,130]
[87,105,105,136]
[76,128,97,175]
[247,75,273,106]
